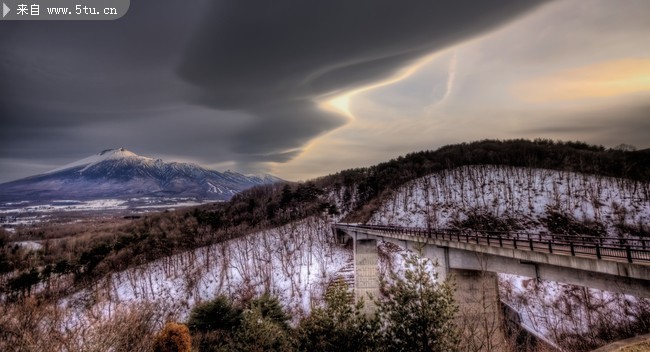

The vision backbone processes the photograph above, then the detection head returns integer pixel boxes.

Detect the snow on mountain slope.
[0,148,283,202]
[245,173,285,184]
[369,165,649,237]
[45,148,152,174]
[368,165,650,347]
[63,217,351,326]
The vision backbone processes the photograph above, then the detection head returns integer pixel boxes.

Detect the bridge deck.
[335,224,650,265]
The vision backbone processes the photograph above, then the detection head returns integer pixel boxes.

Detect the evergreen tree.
[187,295,242,333]
[298,279,379,352]
[231,307,296,352]
[378,252,459,352]
[187,295,242,351]
[246,293,291,330]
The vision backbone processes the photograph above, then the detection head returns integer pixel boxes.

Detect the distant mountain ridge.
[0,148,283,201]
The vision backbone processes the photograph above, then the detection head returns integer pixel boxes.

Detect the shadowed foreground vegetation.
[173,254,458,352]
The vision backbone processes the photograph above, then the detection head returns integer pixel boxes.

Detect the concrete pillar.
[354,237,379,315]
[424,244,449,281]
[451,269,508,352]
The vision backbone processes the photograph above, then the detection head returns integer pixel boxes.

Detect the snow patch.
[45,148,154,174]
[369,165,649,237]
[62,217,351,325]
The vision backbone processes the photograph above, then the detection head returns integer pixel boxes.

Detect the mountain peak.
[45,148,151,174]
[246,173,285,183]
[99,147,135,157]
[1,148,283,201]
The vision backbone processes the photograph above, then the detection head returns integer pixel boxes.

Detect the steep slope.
[0,148,282,201]
[2,140,649,351]
[367,165,650,349]
[369,165,649,238]
[43,166,649,350]
[58,217,350,326]
[326,140,650,222]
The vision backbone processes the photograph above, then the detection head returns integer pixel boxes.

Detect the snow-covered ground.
[367,165,650,346]
[12,241,43,251]
[0,199,129,214]
[5,165,648,349]
[500,273,648,348]
[0,197,213,231]
[0,197,213,215]
[63,217,351,326]
[369,165,649,237]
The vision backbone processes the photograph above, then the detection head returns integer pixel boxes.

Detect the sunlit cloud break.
[440,51,458,105]
[319,53,439,121]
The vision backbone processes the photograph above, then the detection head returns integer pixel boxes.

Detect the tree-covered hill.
[2,139,648,299]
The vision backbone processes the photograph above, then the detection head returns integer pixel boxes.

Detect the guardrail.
[335,224,650,264]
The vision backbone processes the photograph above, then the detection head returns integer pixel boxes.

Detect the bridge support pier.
[353,236,380,315]
[423,243,508,351]
[451,269,508,351]
[424,244,449,281]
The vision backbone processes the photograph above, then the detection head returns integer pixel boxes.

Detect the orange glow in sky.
[515,58,650,103]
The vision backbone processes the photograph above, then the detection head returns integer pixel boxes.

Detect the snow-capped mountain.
[0,148,283,201]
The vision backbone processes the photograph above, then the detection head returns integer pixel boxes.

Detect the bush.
[245,294,291,330]
[231,308,295,352]
[187,295,242,333]
[187,295,243,351]
[542,209,606,239]
[153,322,191,352]
[451,209,522,233]
[187,294,293,352]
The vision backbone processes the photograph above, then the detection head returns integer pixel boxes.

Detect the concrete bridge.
[333,223,650,350]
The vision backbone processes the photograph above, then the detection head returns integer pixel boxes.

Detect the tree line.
[155,252,458,352]
[3,139,648,301]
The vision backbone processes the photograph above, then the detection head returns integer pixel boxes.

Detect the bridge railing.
[336,224,650,264]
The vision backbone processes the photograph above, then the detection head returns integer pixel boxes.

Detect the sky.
[0,0,649,183]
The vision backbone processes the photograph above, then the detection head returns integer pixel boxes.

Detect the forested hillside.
[2,139,649,302]
[1,139,649,351]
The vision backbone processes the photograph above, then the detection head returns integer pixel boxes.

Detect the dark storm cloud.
[0,0,210,175]
[179,0,548,159]
[234,102,338,156]
[0,0,547,182]
[181,1,550,103]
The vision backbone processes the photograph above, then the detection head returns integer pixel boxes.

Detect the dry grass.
[0,298,162,351]
[618,341,650,352]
